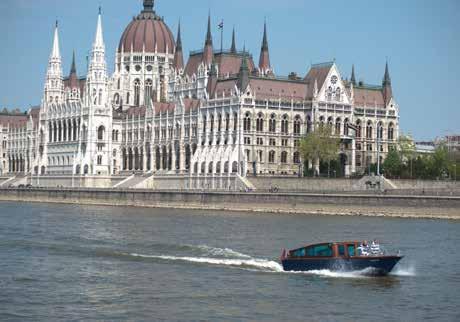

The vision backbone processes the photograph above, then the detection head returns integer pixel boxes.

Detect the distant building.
[415,141,435,154]
[0,0,400,184]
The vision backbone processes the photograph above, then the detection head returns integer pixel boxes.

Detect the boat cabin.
[287,242,360,259]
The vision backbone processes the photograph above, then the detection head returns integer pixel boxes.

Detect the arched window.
[344,118,350,136]
[293,152,300,164]
[335,87,341,101]
[335,118,341,136]
[268,151,275,163]
[114,93,120,105]
[98,126,105,141]
[356,119,362,138]
[225,113,230,131]
[256,113,264,132]
[281,151,288,163]
[126,92,130,105]
[218,114,222,132]
[98,89,103,105]
[307,115,312,133]
[243,112,251,132]
[377,122,384,139]
[134,79,141,106]
[281,115,289,134]
[265,114,274,134]
[366,121,373,139]
[327,117,333,128]
[388,123,395,141]
[145,79,153,104]
[93,88,97,105]
[327,86,333,101]
[294,115,301,135]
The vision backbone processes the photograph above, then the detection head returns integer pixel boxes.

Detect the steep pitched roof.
[353,85,385,107]
[304,62,333,90]
[248,78,309,101]
[184,51,256,77]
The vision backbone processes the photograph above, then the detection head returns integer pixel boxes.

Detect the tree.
[299,124,340,176]
[398,134,416,178]
[382,149,402,178]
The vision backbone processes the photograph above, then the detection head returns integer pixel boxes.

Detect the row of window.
[245,149,301,164]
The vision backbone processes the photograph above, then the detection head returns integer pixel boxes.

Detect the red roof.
[184,52,256,77]
[118,16,175,54]
[184,98,200,112]
[354,86,385,107]
[249,78,309,101]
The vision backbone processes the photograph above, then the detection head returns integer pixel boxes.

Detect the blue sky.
[1,0,459,140]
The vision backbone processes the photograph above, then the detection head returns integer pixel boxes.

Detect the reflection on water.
[0,202,458,322]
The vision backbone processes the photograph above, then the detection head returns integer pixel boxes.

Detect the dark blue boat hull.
[282,256,403,276]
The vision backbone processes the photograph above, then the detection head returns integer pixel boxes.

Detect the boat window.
[338,245,345,256]
[306,244,333,257]
[291,248,306,257]
[347,244,355,257]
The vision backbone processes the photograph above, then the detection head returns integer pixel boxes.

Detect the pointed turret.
[258,21,272,76]
[44,21,64,104]
[86,8,107,107]
[382,61,393,106]
[230,27,237,54]
[238,47,250,91]
[202,13,214,66]
[350,64,356,86]
[173,21,184,71]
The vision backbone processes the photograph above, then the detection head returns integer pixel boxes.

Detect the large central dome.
[118,0,175,54]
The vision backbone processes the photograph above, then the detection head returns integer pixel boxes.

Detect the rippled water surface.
[0,201,459,321]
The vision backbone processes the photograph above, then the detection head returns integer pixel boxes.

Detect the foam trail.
[130,253,284,272]
[196,245,252,259]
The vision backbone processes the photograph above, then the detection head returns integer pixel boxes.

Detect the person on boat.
[358,241,370,256]
[370,240,382,255]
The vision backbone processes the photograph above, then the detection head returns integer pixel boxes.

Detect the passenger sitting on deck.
[370,240,382,255]
[358,241,370,256]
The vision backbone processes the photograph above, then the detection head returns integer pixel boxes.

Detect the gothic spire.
[173,21,184,71]
[383,61,391,86]
[351,64,356,86]
[70,50,77,75]
[230,27,237,54]
[203,12,214,66]
[259,21,271,75]
[382,61,393,105]
[205,13,213,46]
[93,9,104,50]
[51,21,61,59]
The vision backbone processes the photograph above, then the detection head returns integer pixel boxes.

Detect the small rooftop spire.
[230,27,237,53]
[351,64,356,86]
[93,8,104,48]
[383,61,391,85]
[70,50,76,74]
[261,20,269,51]
[205,12,213,46]
[259,21,271,75]
[173,21,184,70]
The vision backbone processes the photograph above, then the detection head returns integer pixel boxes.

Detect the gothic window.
[134,79,141,106]
[233,113,238,131]
[281,151,288,163]
[327,86,333,101]
[293,152,300,164]
[388,123,394,141]
[294,115,301,136]
[114,93,120,105]
[335,118,341,136]
[319,116,325,129]
[97,155,102,165]
[366,121,373,139]
[327,117,333,128]
[126,92,130,105]
[225,113,230,131]
[98,89,103,105]
[243,112,251,132]
[281,115,289,134]
[307,115,312,133]
[210,115,215,133]
[377,122,384,139]
[256,113,264,132]
[218,114,222,132]
[356,119,362,138]
[269,114,276,133]
[344,118,349,136]
[98,126,105,141]
[93,89,97,105]
[335,87,341,101]
[145,79,153,104]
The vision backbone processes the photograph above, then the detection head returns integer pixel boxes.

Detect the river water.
[0,201,459,321]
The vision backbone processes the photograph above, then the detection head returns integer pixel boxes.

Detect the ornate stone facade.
[0,0,400,183]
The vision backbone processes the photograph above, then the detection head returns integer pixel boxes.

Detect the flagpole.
[220,20,224,54]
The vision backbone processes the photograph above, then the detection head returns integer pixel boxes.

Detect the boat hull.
[281,256,403,276]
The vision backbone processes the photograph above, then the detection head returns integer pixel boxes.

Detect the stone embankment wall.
[249,177,460,195]
[0,188,458,219]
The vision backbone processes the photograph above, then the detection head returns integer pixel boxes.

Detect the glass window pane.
[347,245,355,257]
[338,245,345,256]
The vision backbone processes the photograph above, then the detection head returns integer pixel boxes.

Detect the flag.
[218,20,224,30]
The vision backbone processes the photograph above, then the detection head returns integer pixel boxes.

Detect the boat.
[280,241,403,276]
